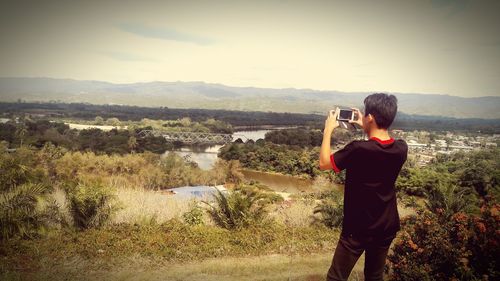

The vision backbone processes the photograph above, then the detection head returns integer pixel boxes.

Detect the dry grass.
[112,188,195,224]
[49,186,207,225]
[49,187,72,226]
[270,199,317,227]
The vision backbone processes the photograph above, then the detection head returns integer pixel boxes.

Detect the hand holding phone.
[336,109,355,122]
[324,108,340,133]
[348,107,364,128]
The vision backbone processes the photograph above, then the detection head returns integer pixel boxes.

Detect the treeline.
[218,141,339,181]
[77,116,234,134]
[396,148,499,202]
[264,127,360,147]
[0,102,321,127]
[3,101,498,132]
[0,120,172,154]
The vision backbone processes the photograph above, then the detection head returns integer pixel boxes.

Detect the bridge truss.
[138,130,234,144]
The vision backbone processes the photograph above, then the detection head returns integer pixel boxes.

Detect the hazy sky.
[1,0,499,97]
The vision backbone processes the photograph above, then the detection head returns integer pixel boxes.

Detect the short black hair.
[363,93,398,129]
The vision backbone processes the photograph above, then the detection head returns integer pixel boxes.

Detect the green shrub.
[203,187,272,229]
[0,147,52,240]
[0,146,47,192]
[0,183,51,240]
[423,182,478,220]
[66,179,116,230]
[183,201,204,226]
[312,190,344,228]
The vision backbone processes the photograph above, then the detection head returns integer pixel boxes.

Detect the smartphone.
[336,109,354,122]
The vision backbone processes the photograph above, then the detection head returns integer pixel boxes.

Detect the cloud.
[117,23,215,46]
[99,51,161,62]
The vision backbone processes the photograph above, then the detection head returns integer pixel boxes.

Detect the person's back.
[337,137,407,238]
[319,93,407,281]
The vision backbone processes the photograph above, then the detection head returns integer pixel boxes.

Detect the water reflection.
[169,145,223,170]
[241,169,314,193]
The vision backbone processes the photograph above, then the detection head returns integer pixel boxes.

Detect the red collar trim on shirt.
[370,136,395,145]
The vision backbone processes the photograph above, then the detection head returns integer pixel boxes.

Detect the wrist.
[324,128,334,135]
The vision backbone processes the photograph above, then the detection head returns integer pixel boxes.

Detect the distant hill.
[0,77,499,119]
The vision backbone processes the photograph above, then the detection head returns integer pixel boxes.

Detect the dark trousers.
[326,233,395,281]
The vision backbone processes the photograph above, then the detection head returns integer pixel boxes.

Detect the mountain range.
[0,77,498,119]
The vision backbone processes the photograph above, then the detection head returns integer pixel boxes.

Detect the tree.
[106,117,121,126]
[66,178,116,230]
[313,191,344,228]
[179,117,191,127]
[94,116,104,125]
[458,160,497,198]
[203,187,271,229]
[15,123,28,147]
[127,136,137,153]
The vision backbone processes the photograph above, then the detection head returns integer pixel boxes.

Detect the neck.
[368,128,391,140]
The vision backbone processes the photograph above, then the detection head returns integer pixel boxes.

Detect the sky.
[0,0,499,97]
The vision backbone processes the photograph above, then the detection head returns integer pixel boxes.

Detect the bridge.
[138,130,247,144]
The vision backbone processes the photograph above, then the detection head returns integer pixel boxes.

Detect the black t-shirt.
[330,137,408,238]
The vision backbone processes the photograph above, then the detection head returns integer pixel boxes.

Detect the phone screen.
[338,109,353,120]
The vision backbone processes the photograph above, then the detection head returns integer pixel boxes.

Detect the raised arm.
[319,108,339,170]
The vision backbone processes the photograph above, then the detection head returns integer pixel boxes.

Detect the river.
[240,169,314,193]
[163,128,315,193]
[163,129,273,170]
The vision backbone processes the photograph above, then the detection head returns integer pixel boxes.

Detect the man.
[319,93,408,281]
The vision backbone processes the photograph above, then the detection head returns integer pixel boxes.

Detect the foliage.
[0,221,338,277]
[397,149,499,203]
[387,149,500,280]
[0,183,51,240]
[312,190,344,229]
[264,127,357,147]
[387,203,499,281]
[423,181,478,220]
[0,120,173,154]
[0,146,48,192]
[54,150,166,189]
[211,159,244,185]
[52,150,231,190]
[0,146,53,240]
[159,152,227,188]
[0,101,322,127]
[203,186,274,229]
[219,141,336,180]
[65,178,116,230]
[182,201,205,226]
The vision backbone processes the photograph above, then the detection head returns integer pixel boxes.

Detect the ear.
[367,114,374,123]
[367,114,380,128]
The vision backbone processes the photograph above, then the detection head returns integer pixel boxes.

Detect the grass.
[0,252,366,281]
[112,188,194,225]
[0,221,340,278]
[0,187,411,281]
[1,170,411,281]
[270,199,318,227]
